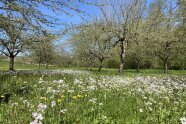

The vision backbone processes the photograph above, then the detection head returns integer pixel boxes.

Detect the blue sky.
[39,1,101,32]
[42,0,153,44]
[41,0,153,30]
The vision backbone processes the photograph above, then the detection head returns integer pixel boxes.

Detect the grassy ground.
[0,72,186,123]
[1,60,186,76]
[0,60,186,123]
[0,60,60,70]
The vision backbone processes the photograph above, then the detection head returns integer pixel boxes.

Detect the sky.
[39,1,102,44]
[41,0,153,44]
[39,1,101,31]
[39,0,178,51]
[0,0,179,56]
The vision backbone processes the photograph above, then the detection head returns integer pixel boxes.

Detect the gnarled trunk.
[163,60,168,74]
[9,56,14,71]
[119,40,127,74]
[137,62,140,72]
[98,58,104,72]
[136,59,140,72]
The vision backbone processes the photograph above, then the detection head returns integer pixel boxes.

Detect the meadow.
[0,0,185,123]
[0,67,186,124]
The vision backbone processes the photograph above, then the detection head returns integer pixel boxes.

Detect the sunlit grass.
[1,60,186,76]
[0,71,186,123]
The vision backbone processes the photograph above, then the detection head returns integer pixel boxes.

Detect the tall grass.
[0,71,185,123]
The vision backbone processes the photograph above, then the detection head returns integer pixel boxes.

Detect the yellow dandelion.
[1,95,5,98]
[57,99,62,103]
[41,97,47,101]
[77,94,83,98]
[72,96,77,99]
[61,95,65,98]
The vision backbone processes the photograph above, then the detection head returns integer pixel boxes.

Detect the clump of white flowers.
[180,117,186,124]
[30,103,47,124]
[60,109,67,114]
[37,103,47,112]
[89,98,97,104]
[51,101,56,108]
[139,108,143,113]
[30,113,43,124]
[23,100,30,107]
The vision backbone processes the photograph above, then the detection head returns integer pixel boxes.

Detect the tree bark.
[164,60,168,74]
[67,62,71,67]
[119,40,127,74]
[98,58,103,72]
[9,56,14,71]
[89,60,93,71]
[136,60,140,72]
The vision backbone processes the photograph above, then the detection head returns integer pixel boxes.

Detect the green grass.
[1,60,186,76]
[0,60,66,70]
[90,68,186,77]
[0,58,186,123]
[0,72,186,123]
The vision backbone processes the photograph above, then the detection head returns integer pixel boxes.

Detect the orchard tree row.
[0,0,185,74]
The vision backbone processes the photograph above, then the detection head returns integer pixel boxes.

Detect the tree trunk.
[164,60,168,74]
[98,59,103,72]
[9,56,14,71]
[136,59,140,72]
[89,61,93,71]
[67,62,71,67]
[87,56,93,71]
[119,40,127,74]
[137,62,140,72]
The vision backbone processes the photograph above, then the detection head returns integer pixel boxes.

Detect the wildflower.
[24,81,28,84]
[39,77,43,81]
[77,94,83,98]
[180,117,186,124]
[31,112,43,124]
[60,109,67,114]
[0,95,5,98]
[23,100,30,107]
[31,103,46,124]
[89,98,97,104]
[68,90,74,93]
[57,99,62,103]
[30,120,42,124]
[36,114,43,121]
[102,115,107,119]
[51,101,56,108]
[72,96,77,99]
[58,79,64,84]
[99,103,103,106]
[32,112,38,118]
[148,107,153,111]
[143,97,148,100]
[139,108,143,112]
[40,97,47,101]
[87,85,97,91]
[52,90,60,93]
[37,103,47,112]
[61,95,65,98]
